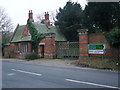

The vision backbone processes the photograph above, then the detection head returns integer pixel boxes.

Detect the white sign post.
[88,44,105,54]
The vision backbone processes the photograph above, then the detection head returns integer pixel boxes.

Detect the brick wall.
[89,33,119,57]
[28,42,32,53]
[38,33,56,58]
[18,43,22,53]
[79,29,88,57]
[4,42,32,57]
[78,30,119,57]
[89,33,110,49]
[4,43,16,58]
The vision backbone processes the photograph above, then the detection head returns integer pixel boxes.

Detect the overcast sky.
[0,0,87,29]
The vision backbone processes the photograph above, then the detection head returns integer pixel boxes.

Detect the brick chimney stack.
[28,10,33,19]
[45,12,49,20]
[43,12,51,27]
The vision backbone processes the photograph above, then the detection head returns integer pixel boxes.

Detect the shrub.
[105,27,120,48]
[25,53,40,60]
[4,46,16,58]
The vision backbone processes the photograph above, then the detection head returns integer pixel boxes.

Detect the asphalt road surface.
[2,59,119,89]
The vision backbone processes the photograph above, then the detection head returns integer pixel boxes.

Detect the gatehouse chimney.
[45,12,49,20]
[28,10,33,19]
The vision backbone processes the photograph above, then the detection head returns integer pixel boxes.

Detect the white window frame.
[22,42,28,53]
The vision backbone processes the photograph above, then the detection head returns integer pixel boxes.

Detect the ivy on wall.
[27,19,44,53]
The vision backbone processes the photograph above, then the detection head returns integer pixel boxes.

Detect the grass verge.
[72,56,119,71]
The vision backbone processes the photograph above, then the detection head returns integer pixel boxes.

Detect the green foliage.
[2,31,13,48]
[83,2,119,32]
[55,2,119,40]
[27,19,44,53]
[55,1,83,41]
[105,27,120,48]
[25,52,40,60]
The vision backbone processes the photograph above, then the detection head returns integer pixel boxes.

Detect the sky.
[0,0,87,30]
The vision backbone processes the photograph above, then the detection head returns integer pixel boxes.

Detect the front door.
[41,45,44,58]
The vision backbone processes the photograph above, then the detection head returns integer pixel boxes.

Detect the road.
[2,59,119,89]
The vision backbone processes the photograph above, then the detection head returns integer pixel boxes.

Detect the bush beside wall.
[25,52,40,60]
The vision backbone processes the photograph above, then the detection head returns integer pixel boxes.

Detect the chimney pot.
[28,10,33,20]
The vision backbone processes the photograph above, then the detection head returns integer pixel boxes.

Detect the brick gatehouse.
[3,10,119,58]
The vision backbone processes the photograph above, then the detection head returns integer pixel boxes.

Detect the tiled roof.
[11,25,30,42]
[34,23,50,33]
[49,26,67,41]
[10,23,66,42]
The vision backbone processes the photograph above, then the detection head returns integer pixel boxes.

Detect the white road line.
[8,73,16,76]
[12,69,42,76]
[66,79,120,89]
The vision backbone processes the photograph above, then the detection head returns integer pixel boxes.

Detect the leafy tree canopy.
[82,2,120,48]
[55,1,120,48]
[55,1,83,41]
[105,27,120,48]
[83,2,120,33]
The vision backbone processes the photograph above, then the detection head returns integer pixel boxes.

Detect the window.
[22,42,28,53]
[15,43,19,52]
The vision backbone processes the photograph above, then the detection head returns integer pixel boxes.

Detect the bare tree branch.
[0,7,13,48]
[35,13,44,23]
[0,7,13,32]
[35,11,57,25]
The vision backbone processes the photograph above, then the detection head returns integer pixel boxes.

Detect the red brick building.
[4,10,66,58]
[4,10,119,58]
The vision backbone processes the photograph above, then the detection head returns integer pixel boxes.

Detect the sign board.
[88,44,105,54]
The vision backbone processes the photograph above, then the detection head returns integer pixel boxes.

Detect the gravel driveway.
[2,58,76,68]
[27,59,75,67]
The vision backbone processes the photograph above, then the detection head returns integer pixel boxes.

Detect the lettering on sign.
[88,44,105,54]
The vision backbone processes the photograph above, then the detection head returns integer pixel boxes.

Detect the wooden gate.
[56,42,79,58]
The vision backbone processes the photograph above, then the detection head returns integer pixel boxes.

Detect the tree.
[35,11,56,25]
[82,2,120,33]
[105,27,120,48]
[55,1,83,41]
[0,7,13,55]
[0,7,13,32]
[35,13,44,23]
[82,2,120,48]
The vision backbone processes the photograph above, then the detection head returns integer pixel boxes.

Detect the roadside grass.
[0,56,2,59]
[73,56,119,71]
[2,56,27,61]
[2,54,119,71]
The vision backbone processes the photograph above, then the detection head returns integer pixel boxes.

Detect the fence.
[56,42,79,58]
